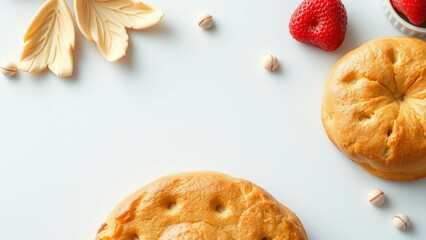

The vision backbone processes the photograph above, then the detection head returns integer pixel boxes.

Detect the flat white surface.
[0,0,425,239]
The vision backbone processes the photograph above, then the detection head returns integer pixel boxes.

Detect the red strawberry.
[391,0,426,25]
[289,0,348,51]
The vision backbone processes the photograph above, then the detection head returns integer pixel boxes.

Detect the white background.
[0,0,425,239]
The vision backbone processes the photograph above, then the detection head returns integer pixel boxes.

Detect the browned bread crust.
[322,37,426,181]
[96,171,307,240]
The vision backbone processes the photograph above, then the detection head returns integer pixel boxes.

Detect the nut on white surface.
[393,213,410,231]
[197,13,214,29]
[0,61,18,77]
[368,189,386,206]
[262,54,279,71]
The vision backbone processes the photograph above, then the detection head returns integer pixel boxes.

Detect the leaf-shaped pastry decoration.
[75,0,164,62]
[20,0,75,78]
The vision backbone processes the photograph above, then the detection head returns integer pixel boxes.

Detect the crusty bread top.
[96,171,307,240]
[322,37,426,181]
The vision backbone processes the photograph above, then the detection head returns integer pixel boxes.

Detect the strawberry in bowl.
[383,0,426,38]
[391,0,426,26]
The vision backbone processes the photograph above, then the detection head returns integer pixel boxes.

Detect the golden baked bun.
[96,171,307,240]
[322,37,426,181]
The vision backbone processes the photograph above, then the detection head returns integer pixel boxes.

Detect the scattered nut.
[197,13,214,29]
[368,189,386,206]
[0,61,18,77]
[393,213,410,231]
[262,54,279,71]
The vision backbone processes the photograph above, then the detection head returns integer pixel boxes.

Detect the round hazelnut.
[197,13,214,29]
[0,61,18,77]
[368,189,386,206]
[393,213,410,231]
[262,54,279,71]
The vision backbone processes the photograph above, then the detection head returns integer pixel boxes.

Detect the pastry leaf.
[20,0,75,77]
[74,0,164,62]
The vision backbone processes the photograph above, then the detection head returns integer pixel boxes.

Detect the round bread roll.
[96,171,307,240]
[322,37,426,181]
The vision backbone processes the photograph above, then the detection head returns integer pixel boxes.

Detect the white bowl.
[383,0,426,38]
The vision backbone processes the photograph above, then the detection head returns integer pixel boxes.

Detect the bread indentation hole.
[387,128,393,137]
[343,78,359,87]
[167,201,177,210]
[130,234,139,240]
[358,112,371,122]
[387,49,398,64]
[210,197,232,216]
[341,71,363,87]
[215,204,226,213]
[262,237,271,240]
[162,197,178,211]
[393,93,405,102]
